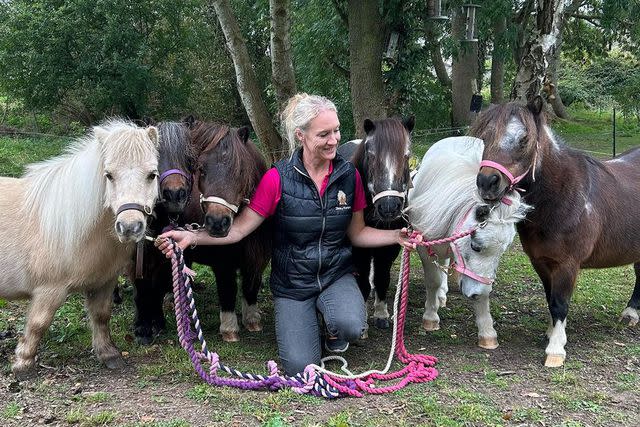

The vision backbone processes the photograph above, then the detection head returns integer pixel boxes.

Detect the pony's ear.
[363,119,375,135]
[403,116,415,133]
[182,115,197,129]
[527,96,544,116]
[475,205,491,223]
[237,126,250,144]
[141,116,156,126]
[93,126,110,144]
[146,126,159,147]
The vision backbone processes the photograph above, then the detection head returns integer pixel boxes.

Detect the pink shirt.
[249,163,367,218]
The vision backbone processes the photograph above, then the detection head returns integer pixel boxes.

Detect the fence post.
[612,107,616,158]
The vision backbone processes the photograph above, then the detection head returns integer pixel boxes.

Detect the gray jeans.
[273,273,367,376]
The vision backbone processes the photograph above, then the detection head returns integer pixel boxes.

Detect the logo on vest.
[336,190,351,211]
[337,190,347,206]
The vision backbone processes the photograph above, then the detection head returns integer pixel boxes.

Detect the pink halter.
[448,207,494,285]
[479,160,529,206]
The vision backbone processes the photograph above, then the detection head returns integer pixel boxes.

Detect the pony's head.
[472,97,547,203]
[452,196,530,299]
[191,122,264,237]
[95,120,160,242]
[353,116,415,223]
[157,121,195,215]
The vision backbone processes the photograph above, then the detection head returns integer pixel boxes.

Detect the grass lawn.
[0,108,638,426]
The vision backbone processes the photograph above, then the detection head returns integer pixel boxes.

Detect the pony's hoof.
[222,331,240,342]
[360,329,368,340]
[478,336,499,350]
[544,354,565,368]
[135,335,154,346]
[619,307,639,327]
[438,296,447,308]
[245,321,263,332]
[422,319,440,331]
[374,317,390,329]
[103,355,125,370]
[12,363,37,381]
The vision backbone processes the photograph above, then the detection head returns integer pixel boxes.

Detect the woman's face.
[298,109,341,163]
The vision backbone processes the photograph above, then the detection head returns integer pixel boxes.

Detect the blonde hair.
[280,93,337,154]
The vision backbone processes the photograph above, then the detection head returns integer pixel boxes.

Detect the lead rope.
[166,238,438,398]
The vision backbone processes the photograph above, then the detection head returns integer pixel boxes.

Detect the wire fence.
[1,122,638,177]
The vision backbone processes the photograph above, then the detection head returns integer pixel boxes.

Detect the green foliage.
[0,0,240,123]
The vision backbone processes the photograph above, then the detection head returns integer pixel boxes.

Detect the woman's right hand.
[154,230,196,258]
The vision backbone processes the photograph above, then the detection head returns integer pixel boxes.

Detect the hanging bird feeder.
[427,0,450,21]
[462,3,481,42]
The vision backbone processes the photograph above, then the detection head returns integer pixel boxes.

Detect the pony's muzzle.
[115,220,145,242]
[204,213,232,237]
[476,171,504,203]
[374,196,404,221]
[162,187,189,213]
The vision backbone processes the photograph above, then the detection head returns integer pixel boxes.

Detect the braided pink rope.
[164,238,438,398]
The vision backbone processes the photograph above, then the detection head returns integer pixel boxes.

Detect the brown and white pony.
[0,119,159,379]
[184,121,271,342]
[474,97,640,367]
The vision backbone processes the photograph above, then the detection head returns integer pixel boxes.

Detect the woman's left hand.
[398,227,421,251]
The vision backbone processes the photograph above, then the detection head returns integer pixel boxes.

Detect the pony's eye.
[147,172,158,181]
[104,172,113,181]
[471,240,483,252]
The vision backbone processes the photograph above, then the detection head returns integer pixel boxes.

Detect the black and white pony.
[338,117,414,330]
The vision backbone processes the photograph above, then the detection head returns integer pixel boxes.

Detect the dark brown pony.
[337,117,414,330]
[183,121,270,342]
[133,120,196,344]
[474,97,640,367]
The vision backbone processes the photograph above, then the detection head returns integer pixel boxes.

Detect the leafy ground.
[0,111,639,426]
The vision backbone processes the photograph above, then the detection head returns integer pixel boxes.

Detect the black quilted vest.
[270,148,356,300]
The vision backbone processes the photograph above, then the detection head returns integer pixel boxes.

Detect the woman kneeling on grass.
[156,93,419,376]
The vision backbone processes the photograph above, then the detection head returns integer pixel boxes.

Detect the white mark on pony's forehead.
[499,117,526,150]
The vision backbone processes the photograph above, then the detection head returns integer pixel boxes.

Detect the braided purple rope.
[166,238,437,398]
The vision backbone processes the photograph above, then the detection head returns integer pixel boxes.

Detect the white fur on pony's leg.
[241,298,262,332]
[473,294,498,349]
[220,311,240,342]
[545,319,567,367]
[620,306,639,327]
[372,293,390,329]
[419,248,444,332]
[14,288,68,379]
[85,283,123,370]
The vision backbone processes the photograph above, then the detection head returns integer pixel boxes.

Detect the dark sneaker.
[324,337,349,353]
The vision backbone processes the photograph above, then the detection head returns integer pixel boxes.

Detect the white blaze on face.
[499,117,527,151]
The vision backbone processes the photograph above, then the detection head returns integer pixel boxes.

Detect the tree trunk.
[425,20,451,88]
[510,0,571,103]
[348,0,387,137]
[547,0,581,118]
[269,0,296,114]
[451,9,478,127]
[490,16,506,104]
[547,30,569,119]
[211,0,284,162]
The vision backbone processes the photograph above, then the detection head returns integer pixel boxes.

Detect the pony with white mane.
[0,119,159,379]
[407,136,530,349]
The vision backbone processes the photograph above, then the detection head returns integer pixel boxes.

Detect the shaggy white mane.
[23,119,157,259]
[407,136,530,239]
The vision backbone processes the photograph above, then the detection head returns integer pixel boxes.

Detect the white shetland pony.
[0,119,159,379]
[407,137,530,349]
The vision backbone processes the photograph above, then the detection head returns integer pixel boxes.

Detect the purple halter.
[159,169,190,184]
